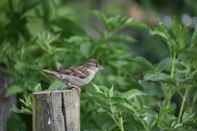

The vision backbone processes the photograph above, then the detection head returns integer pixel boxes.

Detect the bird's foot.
[73,86,81,94]
[68,83,81,94]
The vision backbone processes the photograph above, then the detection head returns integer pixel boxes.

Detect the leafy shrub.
[0,0,197,131]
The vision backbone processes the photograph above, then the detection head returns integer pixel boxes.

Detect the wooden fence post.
[33,89,80,131]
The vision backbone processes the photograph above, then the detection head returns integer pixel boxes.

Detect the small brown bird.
[43,59,103,91]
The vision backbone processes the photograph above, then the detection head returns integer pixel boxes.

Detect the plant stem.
[170,51,176,78]
[109,97,125,131]
[110,113,125,131]
[178,87,189,123]
[119,116,124,131]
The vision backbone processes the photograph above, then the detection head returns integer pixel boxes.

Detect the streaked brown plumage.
[43,59,103,91]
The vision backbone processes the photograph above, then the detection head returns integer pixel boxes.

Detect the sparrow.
[42,59,103,92]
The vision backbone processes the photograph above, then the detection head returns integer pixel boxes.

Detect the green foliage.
[0,0,197,131]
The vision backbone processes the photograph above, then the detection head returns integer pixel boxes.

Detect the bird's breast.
[76,72,96,86]
[62,70,96,86]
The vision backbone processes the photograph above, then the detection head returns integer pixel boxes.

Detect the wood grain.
[33,90,80,131]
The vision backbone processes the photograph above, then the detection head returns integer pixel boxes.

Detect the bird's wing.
[58,66,89,79]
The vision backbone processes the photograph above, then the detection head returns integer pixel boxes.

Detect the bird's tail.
[42,69,61,79]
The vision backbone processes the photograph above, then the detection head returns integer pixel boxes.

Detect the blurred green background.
[0,0,197,131]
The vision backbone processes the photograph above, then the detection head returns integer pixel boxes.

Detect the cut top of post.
[33,89,80,131]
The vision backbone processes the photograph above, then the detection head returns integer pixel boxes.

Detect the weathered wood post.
[33,89,80,131]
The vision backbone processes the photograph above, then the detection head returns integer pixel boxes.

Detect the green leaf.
[171,20,189,52]
[144,72,171,82]
[22,0,40,14]
[191,28,197,47]
[156,57,171,72]
[150,22,176,53]
[109,86,114,97]
[92,84,103,94]
[120,89,144,100]
[33,83,42,92]
[182,112,195,123]
[109,35,136,43]
[80,42,91,58]
[50,17,86,38]
[94,11,139,32]
[66,36,90,43]
[132,56,154,70]
[110,96,126,105]
[126,19,149,30]
[6,85,24,95]
[48,80,67,90]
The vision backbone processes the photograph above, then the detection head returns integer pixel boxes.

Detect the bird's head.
[85,59,103,72]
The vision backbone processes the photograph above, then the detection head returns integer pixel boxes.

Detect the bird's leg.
[73,86,81,94]
[67,83,81,94]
